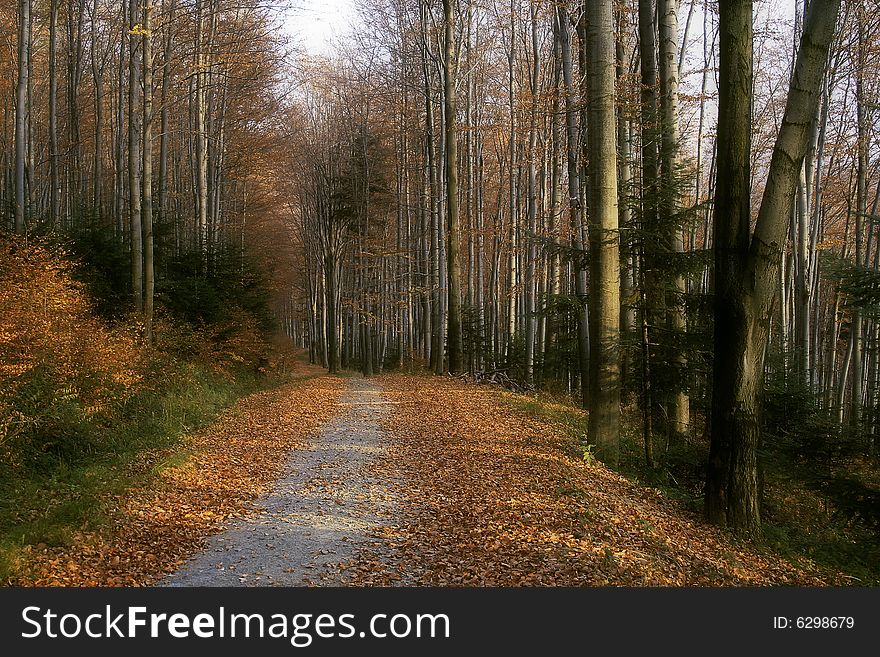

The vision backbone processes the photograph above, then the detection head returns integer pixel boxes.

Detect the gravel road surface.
[162,378,395,586]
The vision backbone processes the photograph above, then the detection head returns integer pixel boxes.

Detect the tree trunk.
[585,0,621,464]
[143,1,155,340]
[195,0,209,259]
[637,0,660,446]
[325,257,339,374]
[851,9,868,429]
[555,5,590,408]
[443,0,464,374]
[129,0,143,312]
[49,0,61,229]
[659,0,690,440]
[707,0,840,535]
[13,0,31,234]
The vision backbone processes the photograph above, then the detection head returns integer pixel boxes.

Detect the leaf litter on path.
[338,374,835,586]
[20,372,346,586]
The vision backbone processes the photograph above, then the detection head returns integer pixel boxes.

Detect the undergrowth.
[0,237,293,583]
[0,363,275,582]
[502,391,880,586]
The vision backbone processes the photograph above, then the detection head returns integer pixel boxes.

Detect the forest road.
[161,378,397,586]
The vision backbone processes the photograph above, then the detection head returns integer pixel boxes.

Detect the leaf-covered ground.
[337,375,835,586]
[12,371,841,586]
[13,369,345,586]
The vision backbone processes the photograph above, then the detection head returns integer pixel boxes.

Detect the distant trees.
[285,0,879,538]
[1,0,291,337]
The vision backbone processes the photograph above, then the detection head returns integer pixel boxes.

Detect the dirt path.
[162,378,396,586]
[21,372,835,587]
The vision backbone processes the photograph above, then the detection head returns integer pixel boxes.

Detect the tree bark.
[707,0,840,535]
[585,0,621,464]
[443,0,464,374]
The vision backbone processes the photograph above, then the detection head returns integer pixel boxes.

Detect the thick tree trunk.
[585,0,621,464]
[707,0,840,535]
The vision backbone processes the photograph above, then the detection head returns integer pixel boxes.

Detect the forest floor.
[17,372,838,586]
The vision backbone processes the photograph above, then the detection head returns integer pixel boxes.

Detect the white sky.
[283,0,358,55]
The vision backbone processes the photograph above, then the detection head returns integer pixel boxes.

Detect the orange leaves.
[339,375,832,587]
[0,239,144,466]
[0,239,143,390]
[16,373,345,587]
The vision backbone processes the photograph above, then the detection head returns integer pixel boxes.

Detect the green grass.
[502,391,880,585]
[0,360,279,583]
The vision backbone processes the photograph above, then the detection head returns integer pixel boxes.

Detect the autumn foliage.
[0,237,281,473]
[0,238,142,469]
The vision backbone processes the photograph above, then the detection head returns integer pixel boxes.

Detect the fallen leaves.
[339,375,835,587]
[14,371,843,587]
[14,369,345,587]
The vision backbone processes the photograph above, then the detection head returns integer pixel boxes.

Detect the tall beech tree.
[585,0,621,463]
[443,0,463,374]
[707,0,841,534]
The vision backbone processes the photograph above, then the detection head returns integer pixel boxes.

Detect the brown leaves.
[17,370,345,587]
[0,240,143,441]
[340,375,832,587]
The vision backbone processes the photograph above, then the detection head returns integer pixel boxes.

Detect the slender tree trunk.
[524,3,539,386]
[325,256,339,374]
[49,0,61,229]
[158,0,175,232]
[13,0,31,234]
[616,9,634,392]
[638,0,660,447]
[143,1,155,340]
[129,0,143,311]
[195,0,209,259]
[851,9,868,430]
[115,1,127,239]
[443,0,464,374]
[659,0,690,440]
[556,5,590,408]
[90,0,104,223]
